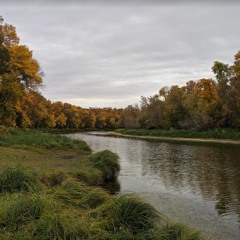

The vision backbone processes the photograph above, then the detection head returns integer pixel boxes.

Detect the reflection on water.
[141,141,240,217]
[67,132,240,237]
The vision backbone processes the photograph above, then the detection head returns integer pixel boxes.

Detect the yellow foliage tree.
[0,17,43,126]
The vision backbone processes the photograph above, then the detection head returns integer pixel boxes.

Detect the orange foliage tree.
[0,17,43,126]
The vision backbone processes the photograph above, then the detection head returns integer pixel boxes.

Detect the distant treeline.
[16,93,122,129]
[0,17,240,130]
[120,51,240,130]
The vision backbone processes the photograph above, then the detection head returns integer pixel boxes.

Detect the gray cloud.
[1,2,240,107]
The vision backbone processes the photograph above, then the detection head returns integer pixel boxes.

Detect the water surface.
[67,132,240,239]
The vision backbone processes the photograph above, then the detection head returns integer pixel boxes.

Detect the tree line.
[1,17,239,130]
[120,52,240,130]
[0,17,122,129]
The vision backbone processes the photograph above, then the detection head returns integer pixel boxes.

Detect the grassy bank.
[0,128,201,239]
[116,128,240,141]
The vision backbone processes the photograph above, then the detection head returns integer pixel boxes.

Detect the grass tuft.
[73,165,103,186]
[0,194,45,230]
[88,150,120,182]
[156,223,201,240]
[53,180,109,209]
[93,195,160,234]
[32,213,73,240]
[40,171,66,188]
[0,165,39,193]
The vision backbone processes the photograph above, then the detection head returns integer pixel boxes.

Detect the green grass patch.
[0,128,91,152]
[116,128,240,140]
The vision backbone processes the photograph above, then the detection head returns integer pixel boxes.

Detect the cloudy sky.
[1,1,240,108]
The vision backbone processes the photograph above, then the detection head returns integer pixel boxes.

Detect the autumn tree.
[227,51,240,127]
[62,103,83,128]
[0,17,43,126]
[138,95,164,129]
[119,105,140,129]
[51,101,67,128]
[181,79,218,130]
[212,51,240,128]
[16,91,56,128]
[159,85,186,128]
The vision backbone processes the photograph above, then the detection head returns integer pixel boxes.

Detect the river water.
[66,132,240,240]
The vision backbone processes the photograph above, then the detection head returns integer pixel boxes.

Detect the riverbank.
[0,129,201,240]
[68,131,240,240]
[112,129,240,145]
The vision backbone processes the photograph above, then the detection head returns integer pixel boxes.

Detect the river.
[66,132,240,240]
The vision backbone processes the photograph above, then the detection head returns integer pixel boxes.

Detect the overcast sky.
[1,1,240,108]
